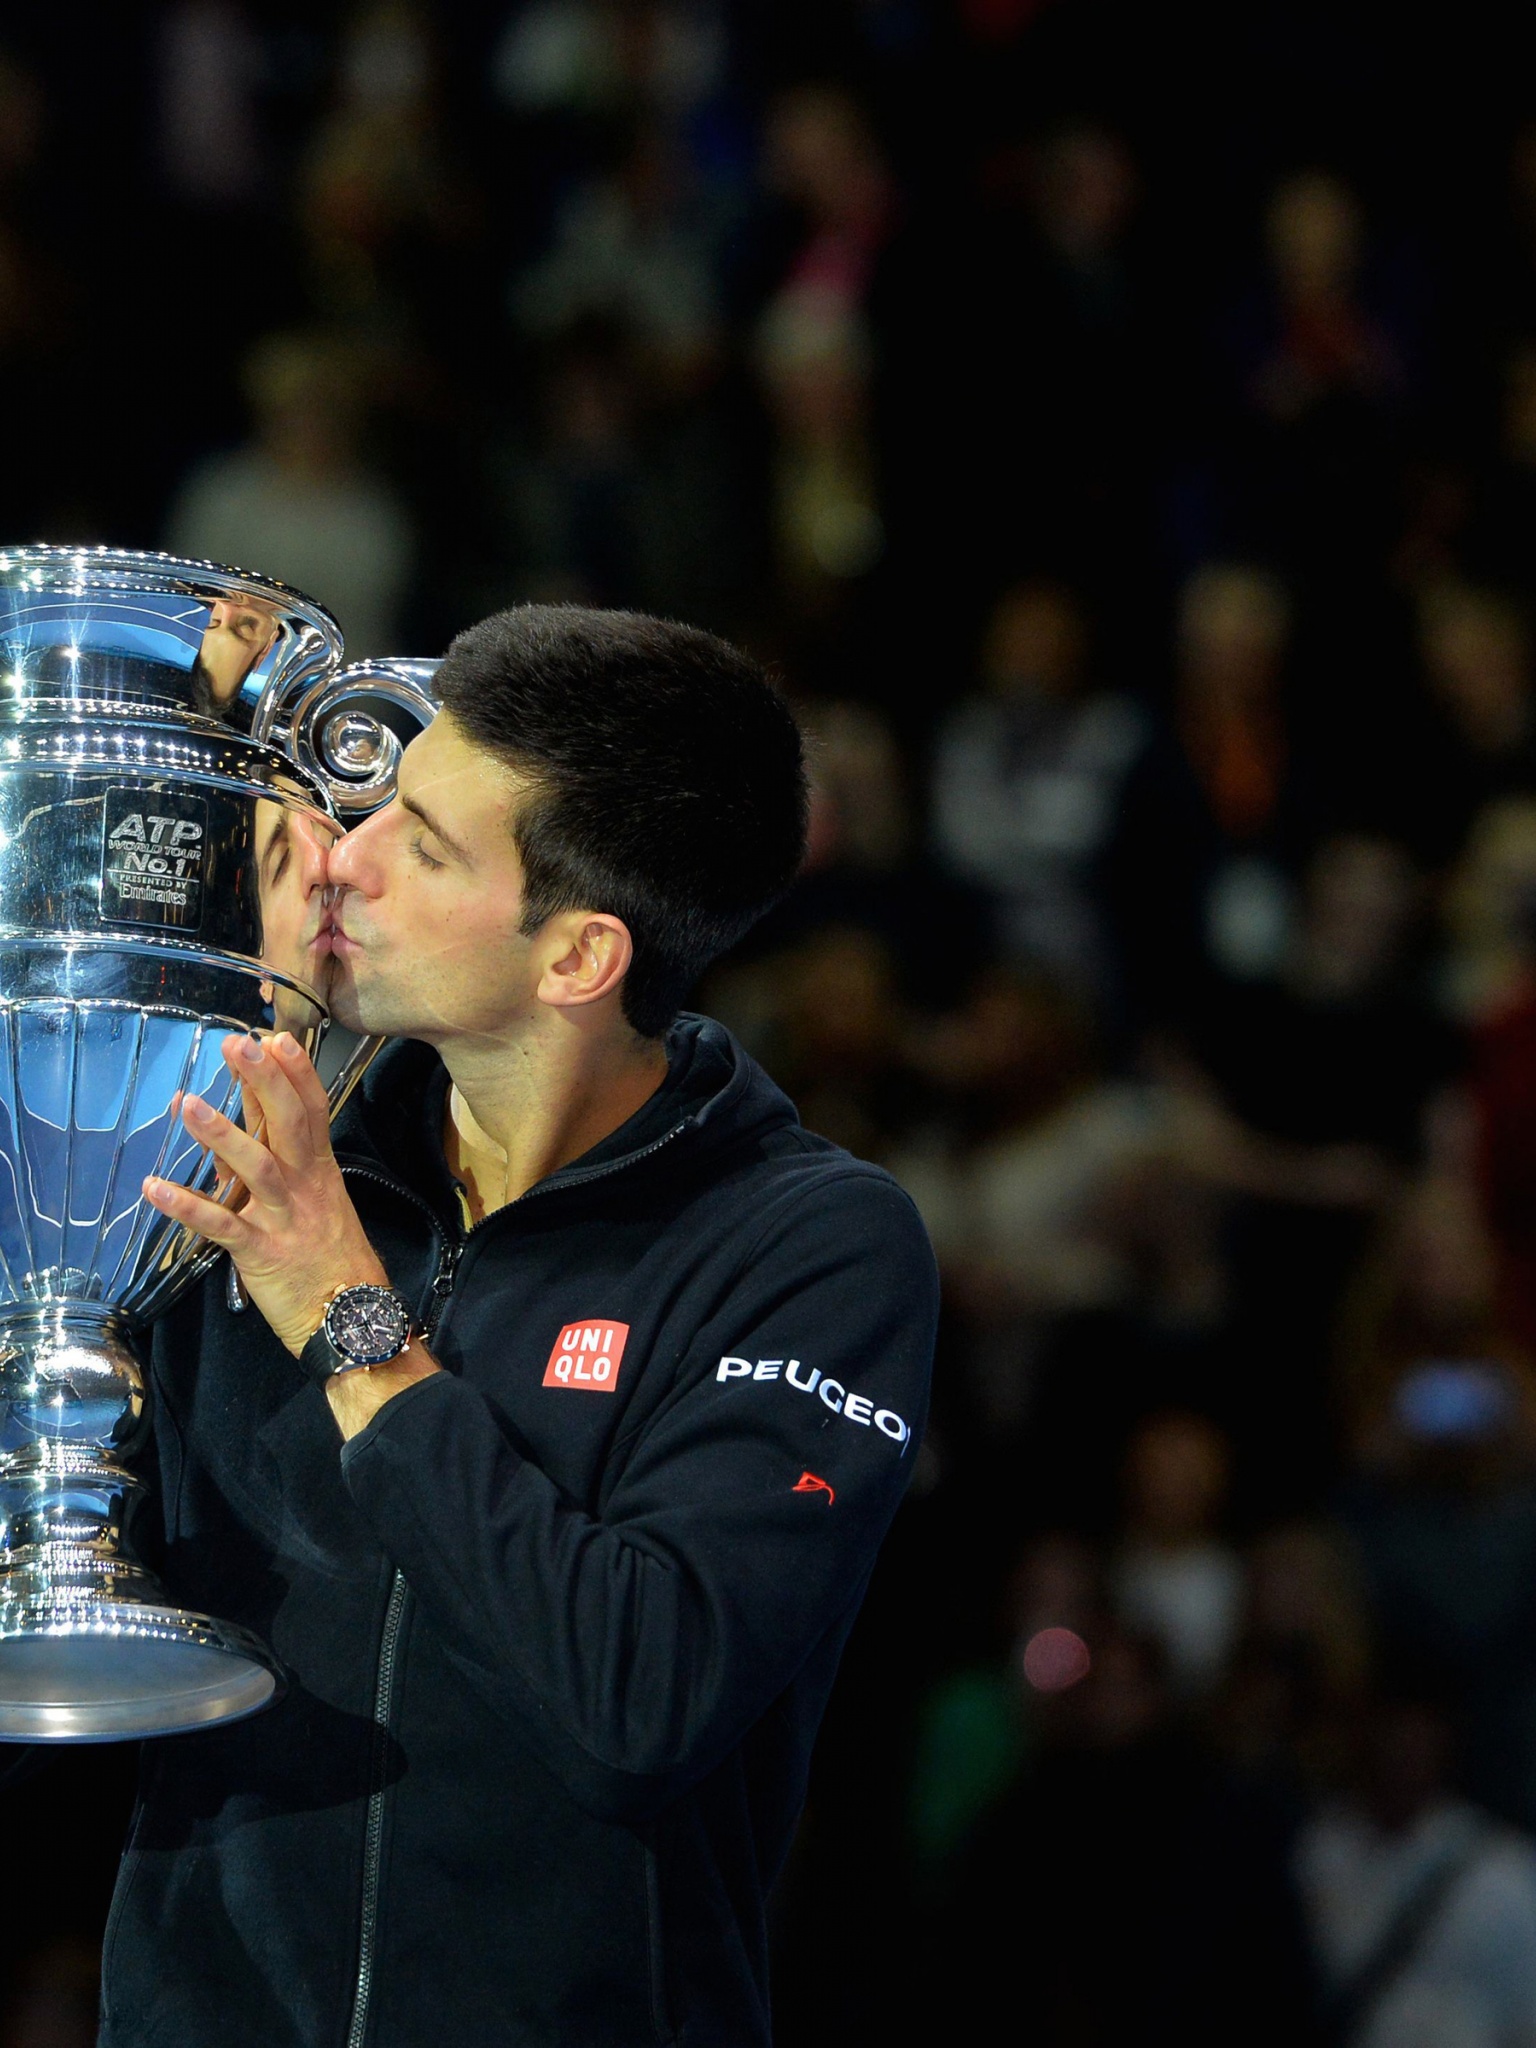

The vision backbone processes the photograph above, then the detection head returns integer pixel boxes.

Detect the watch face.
[326,1286,412,1367]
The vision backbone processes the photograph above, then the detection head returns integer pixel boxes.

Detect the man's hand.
[142,1031,391,1358]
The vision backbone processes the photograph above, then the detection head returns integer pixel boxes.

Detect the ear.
[534,911,635,1012]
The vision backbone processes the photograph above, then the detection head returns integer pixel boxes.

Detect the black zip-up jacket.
[99,1016,937,2048]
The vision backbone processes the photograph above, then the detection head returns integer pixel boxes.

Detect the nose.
[291,811,333,898]
[324,806,385,896]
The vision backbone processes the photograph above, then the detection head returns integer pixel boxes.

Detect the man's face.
[194,599,279,715]
[254,798,339,1031]
[322,713,538,1043]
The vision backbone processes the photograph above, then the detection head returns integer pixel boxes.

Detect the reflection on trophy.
[0,547,438,1741]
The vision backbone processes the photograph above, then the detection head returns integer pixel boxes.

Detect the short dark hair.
[434,606,808,1036]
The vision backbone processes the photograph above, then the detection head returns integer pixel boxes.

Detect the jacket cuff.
[339,1370,458,1474]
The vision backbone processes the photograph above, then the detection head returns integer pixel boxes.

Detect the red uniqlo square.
[542,1321,630,1393]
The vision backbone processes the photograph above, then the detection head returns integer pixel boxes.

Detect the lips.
[314,884,361,957]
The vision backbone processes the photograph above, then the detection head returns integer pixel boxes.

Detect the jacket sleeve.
[339,1167,937,1820]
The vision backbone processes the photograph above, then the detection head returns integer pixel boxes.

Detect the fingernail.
[275,1032,297,1057]
[238,1037,263,1065]
[185,1096,215,1124]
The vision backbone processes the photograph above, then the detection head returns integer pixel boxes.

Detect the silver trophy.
[0,547,438,1741]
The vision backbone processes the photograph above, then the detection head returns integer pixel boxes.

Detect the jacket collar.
[333,1014,797,1219]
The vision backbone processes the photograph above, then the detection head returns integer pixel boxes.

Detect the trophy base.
[0,1590,280,1741]
[0,1529,281,1743]
[1,1304,285,1740]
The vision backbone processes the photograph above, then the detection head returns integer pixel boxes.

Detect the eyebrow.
[401,792,473,864]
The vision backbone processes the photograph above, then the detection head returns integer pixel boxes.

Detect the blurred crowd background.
[10,3,1536,2044]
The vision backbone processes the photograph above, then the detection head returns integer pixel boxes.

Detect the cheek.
[417,900,525,974]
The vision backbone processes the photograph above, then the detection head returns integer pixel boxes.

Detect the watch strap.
[299,1319,350,1387]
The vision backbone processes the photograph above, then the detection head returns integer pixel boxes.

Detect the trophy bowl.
[0,547,436,1741]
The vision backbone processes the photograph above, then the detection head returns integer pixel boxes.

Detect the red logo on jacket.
[543,1321,630,1392]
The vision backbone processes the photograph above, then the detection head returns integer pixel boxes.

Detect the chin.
[326,985,367,1035]
[327,981,413,1041]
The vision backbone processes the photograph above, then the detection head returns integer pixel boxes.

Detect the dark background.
[10,3,1536,2042]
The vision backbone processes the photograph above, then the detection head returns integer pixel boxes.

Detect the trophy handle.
[325,1030,387,1119]
[274,658,443,819]
[282,659,443,1110]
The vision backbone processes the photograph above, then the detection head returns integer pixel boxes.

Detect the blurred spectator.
[1296,1695,1536,2048]
[761,83,892,335]
[755,284,882,603]
[1191,832,1450,1165]
[897,979,1159,1308]
[753,86,894,610]
[1405,581,1536,869]
[802,697,909,875]
[699,702,929,1151]
[1173,829,1452,1500]
[1340,1094,1510,1451]
[512,120,726,378]
[1443,798,1536,1021]
[1463,824,1536,1355]
[155,2,268,213]
[930,578,1148,1005]
[710,695,981,1017]
[493,318,663,605]
[891,972,1234,1442]
[1225,169,1414,577]
[165,328,413,653]
[1113,1411,1245,1701]
[295,0,473,364]
[487,0,738,297]
[1219,1520,1372,1788]
[1107,562,1309,1025]
[1132,828,1450,1508]
[1339,1181,1536,1828]
[1248,173,1407,428]
[739,921,909,1157]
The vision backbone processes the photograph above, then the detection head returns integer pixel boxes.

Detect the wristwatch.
[300,1283,418,1386]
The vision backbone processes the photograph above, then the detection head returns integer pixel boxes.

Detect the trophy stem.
[0,1304,280,1740]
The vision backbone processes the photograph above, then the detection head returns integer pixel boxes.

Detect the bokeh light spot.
[1022,1627,1091,1693]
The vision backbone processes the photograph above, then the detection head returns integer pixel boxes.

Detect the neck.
[442,1013,669,1217]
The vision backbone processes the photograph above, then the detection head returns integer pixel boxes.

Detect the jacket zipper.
[336,1121,688,2047]
[344,1568,408,2048]
[344,1181,457,2048]
[503,1119,694,1200]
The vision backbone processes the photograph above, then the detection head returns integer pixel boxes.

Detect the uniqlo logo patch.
[543,1321,630,1393]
